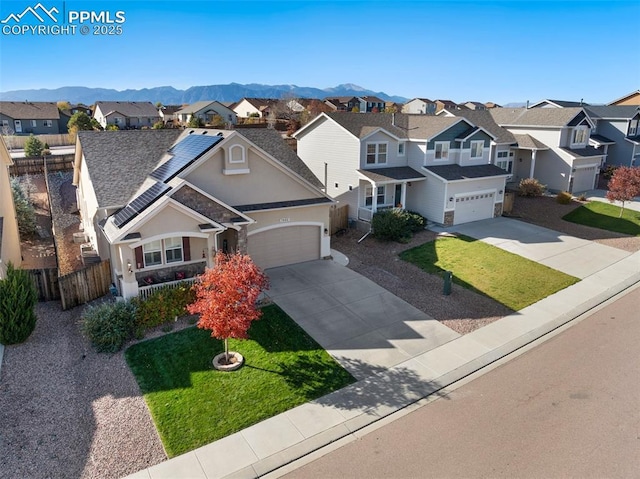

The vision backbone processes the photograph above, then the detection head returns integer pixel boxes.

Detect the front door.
[14,119,22,133]
[395,184,402,207]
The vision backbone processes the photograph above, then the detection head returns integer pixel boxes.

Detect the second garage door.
[248,225,321,270]
[453,192,495,225]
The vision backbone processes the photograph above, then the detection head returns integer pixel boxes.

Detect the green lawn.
[400,235,579,310]
[125,304,355,457]
[562,201,640,236]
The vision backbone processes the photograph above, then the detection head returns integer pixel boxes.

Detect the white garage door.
[571,166,597,193]
[248,225,321,270]
[453,192,495,225]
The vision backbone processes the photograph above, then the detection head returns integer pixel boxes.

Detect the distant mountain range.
[0,83,408,105]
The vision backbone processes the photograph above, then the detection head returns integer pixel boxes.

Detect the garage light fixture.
[449,197,454,202]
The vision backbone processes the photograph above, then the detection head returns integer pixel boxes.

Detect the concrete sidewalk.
[585,189,640,213]
[125,220,640,479]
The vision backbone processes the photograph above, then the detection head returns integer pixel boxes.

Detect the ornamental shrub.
[518,178,546,197]
[0,263,38,345]
[24,134,44,157]
[81,300,138,353]
[372,208,426,243]
[130,284,196,330]
[10,176,36,237]
[556,191,572,204]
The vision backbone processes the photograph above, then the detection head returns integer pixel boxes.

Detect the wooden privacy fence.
[5,134,72,149]
[329,204,349,235]
[27,260,112,310]
[10,154,75,175]
[59,260,112,310]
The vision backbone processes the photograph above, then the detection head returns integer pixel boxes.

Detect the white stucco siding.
[247,204,330,235]
[536,150,573,192]
[185,146,320,207]
[296,117,361,201]
[233,100,261,118]
[135,204,203,239]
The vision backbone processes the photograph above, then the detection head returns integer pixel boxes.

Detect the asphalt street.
[278,284,640,479]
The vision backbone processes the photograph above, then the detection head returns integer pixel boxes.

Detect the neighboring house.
[435,100,460,112]
[158,105,182,125]
[484,102,501,109]
[402,98,437,115]
[529,99,588,108]
[59,103,94,132]
[93,101,160,129]
[463,101,487,111]
[294,112,509,226]
[323,97,359,112]
[607,90,640,106]
[489,107,604,193]
[584,105,640,167]
[232,98,278,119]
[357,96,385,113]
[0,136,21,278]
[0,101,62,135]
[385,101,403,113]
[175,101,237,126]
[73,128,332,299]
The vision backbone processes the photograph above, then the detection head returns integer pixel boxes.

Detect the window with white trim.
[31,120,37,127]
[164,237,183,263]
[143,240,162,267]
[43,120,52,127]
[365,185,386,206]
[572,126,588,145]
[470,140,484,159]
[114,117,122,125]
[398,143,405,156]
[434,142,449,160]
[366,142,387,164]
[1,120,8,127]
[629,119,638,136]
[229,144,245,163]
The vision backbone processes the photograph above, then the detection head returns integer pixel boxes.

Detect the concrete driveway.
[446,216,632,279]
[266,260,460,380]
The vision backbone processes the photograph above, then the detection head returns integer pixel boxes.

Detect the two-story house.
[0,101,63,135]
[294,112,509,226]
[73,128,332,299]
[489,107,604,193]
[585,106,640,168]
[93,101,160,129]
[607,90,640,106]
[402,98,437,115]
[232,98,278,119]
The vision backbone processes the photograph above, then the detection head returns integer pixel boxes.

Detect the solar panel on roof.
[113,182,171,228]
[150,134,223,183]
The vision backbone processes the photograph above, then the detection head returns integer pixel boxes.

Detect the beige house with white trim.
[73,128,332,298]
[0,136,21,278]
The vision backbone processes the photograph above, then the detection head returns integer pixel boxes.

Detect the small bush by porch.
[124,304,355,457]
[400,235,579,310]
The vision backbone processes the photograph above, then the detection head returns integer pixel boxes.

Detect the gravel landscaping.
[2,193,638,479]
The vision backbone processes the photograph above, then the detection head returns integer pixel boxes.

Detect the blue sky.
[0,0,638,104]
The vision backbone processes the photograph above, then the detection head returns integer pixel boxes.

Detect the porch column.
[207,233,217,268]
[371,182,378,214]
[401,182,407,208]
[529,149,537,178]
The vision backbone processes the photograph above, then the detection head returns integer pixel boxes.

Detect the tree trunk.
[619,202,625,218]
[224,338,229,364]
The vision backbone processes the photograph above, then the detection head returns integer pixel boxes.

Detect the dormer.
[567,110,593,148]
[627,113,639,138]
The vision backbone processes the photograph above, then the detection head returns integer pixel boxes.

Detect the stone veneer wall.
[172,186,235,223]
[443,211,454,226]
[494,202,503,217]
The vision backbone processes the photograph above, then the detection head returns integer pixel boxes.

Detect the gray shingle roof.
[531,99,588,108]
[78,129,182,207]
[445,109,516,144]
[175,101,217,115]
[513,134,549,150]
[490,107,586,127]
[589,134,616,145]
[358,167,426,183]
[560,146,604,158]
[95,101,159,118]
[425,164,509,181]
[326,112,463,140]
[584,105,640,120]
[234,197,332,212]
[0,101,60,120]
[234,128,324,188]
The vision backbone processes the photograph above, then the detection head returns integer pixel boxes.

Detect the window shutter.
[135,247,143,269]
[182,237,191,261]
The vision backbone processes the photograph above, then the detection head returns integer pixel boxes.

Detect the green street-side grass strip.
[400,235,579,311]
[125,304,355,458]
[562,201,640,236]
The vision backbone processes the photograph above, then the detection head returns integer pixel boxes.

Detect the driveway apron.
[266,260,461,380]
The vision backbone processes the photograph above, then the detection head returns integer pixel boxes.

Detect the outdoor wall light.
[449,197,454,202]
[127,260,133,274]
[499,190,504,194]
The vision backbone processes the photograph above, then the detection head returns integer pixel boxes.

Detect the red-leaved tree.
[606,166,640,217]
[187,252,269,363]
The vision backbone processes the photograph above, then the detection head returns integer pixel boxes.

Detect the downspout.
[324,162,328,193]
